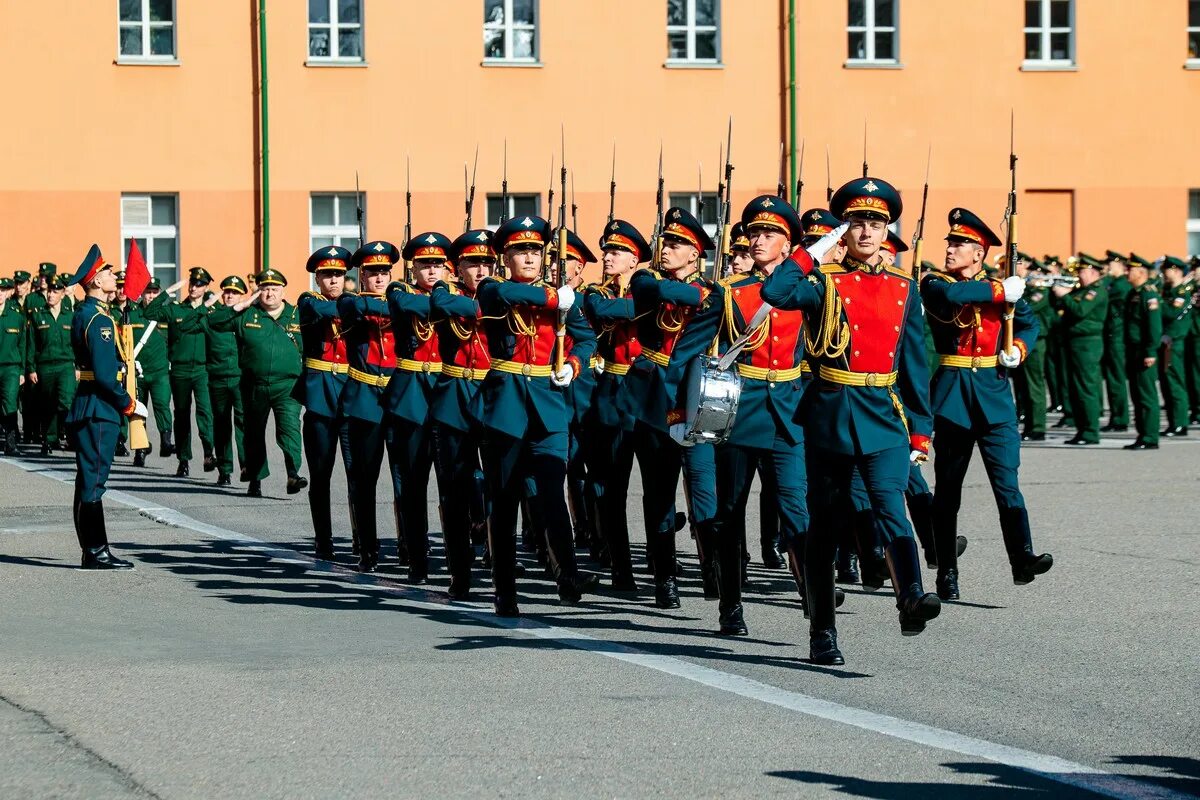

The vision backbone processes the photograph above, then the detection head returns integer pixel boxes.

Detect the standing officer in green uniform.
[1054,256,1108,445]
[23,262,70,315]
[13,269,38,445]
[1158,256,1192,437]
[1100,251,1131,432]
[129,278,173,466]
[1188,256,1200,426]
[0,277,26,454]
[206,277,248,485]
[64,245,144,569]
[143,267,216,476]
[1013,255,1053,441]
[1122,257,1162,450]
[26,274,77,454]
[207,269,306,497]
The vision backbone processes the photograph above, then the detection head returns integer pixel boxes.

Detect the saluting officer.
[132,278,174,464]
[762,177,939,665]
[1122,255,1163,450]
[384,233,451,584]
[1100,251,1132,432]
[206,269,307,498]
[921,208,1052,600]
[429,230,496,599]
[470,215,598,616]
[205,276,249,486]
[0,277,26,454]
[1158,256,1192,437]
[1054,256,1108,445]
[25,274,76,454]
[297,246,355,560]
[64,246,145,569]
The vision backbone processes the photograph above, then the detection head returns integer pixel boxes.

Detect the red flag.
[124,239,151,301]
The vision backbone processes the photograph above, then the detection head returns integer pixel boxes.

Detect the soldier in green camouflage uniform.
[1122,257,1162,449]
[1100,250,1131,431]
[1158,256,1192,437]
[0,277,26,453]
[1053,257,1108,445]
[25,274,77,453]
[143,267,216,476]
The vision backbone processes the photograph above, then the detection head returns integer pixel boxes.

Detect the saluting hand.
[28,372,37,385]
[1144,357,1156,368]
[203,293,220,308]
[234,290,261,312]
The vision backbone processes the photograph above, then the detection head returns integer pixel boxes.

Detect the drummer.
[669,196,812,637]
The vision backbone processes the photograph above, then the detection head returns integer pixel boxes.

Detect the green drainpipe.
[258,0,270,269]
[787,0,797,200]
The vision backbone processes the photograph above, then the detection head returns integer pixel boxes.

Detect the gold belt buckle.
[521,363,532,377]
[865,372,878,387]
[422,361,431,373]
[971,356,982,369]
[766,369,777,382]
[464,368,475,380]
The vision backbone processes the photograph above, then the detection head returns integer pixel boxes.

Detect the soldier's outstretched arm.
[205,304,240,333]
[897,283,933,456]
[583,288,635,321]
[140,292,171,322]
[430,281,479,318]
[386,281,433,320]
[760,258,822,311]
[919,272,1002,319]
[490,279,561,308]
[298,292,339,325]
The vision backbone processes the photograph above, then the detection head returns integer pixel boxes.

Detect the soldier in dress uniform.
[921,208,1052,600]
[670,197,813,637]
[762,177,940,665]
[1122,255,1162,450]
[340,241,404,573]
[297,246,355,560]
[132,278,174,466]
[470,215,598,616]
[206,269,307,498]
[25,274,76,454]
[64,245,144,569]
[429,230,496,599]
[1158,255,1192,437]
[143,267,216,476]
[1100,251,1132,432]
[0,277,26,454]
[1054,255,1108,445]
[384,233,450,584]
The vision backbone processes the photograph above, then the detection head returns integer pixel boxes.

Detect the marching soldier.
[762,177,940,665]
[470,215,598,616]
[206,270,307,497]
[1054,256,1108,445]
[206,276,249,485]
[0,277,25,454]
[25,274,76,454]
[384,233,451,584]
[1100,251,1131,432]
[339,241,403,573]
[1043,256,1069,420]
[429,230,496,599]
[297,246,355,560]
[1158,256,1191,437]
[132,278,174,465]
[1122,255,1162,450]
[143,267,216,476]
[921,208,1052,600]
[64,245,144,569]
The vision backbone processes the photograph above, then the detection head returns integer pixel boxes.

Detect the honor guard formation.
[7,139,1200,667]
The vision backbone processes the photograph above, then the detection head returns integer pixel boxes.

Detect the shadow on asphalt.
[0,553,76,570]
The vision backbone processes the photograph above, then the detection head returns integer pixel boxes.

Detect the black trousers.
[303,411,355,548]
[348,416,402,557]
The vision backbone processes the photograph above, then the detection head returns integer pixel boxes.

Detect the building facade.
[2,0,1199,287]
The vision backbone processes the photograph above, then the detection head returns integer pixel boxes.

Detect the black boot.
[176,459,189,477]
[216,472,231,487]
[488,511,519,617]
[649,528,680,610]
[885,538,941,636]
[932,503,961,601]
[79,501,133,570]
[310,490,335,560]
[907,490,937,567]
[1000,507,1053,585]
[567,477,589,550]
[247,479,262,497]
[286,475,308,495]
[836,548,860,584]
[160,432,175,458]
[761,531,785,569]
[805,534,843,665]
[693,520,719,600]
[114,436,129,457]
[601,493,637,591]
[393,500,410,566]
[852,510,888,591]
[713,521,746,634]
[132,448,147,468]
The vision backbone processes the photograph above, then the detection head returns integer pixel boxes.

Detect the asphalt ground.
[1,413,1198,799]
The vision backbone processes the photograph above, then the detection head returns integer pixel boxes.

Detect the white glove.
[133,401,149,419]
[909,449,927,464]
[135,360,144,378]
[550,365,574,388]
[670,422,693,447]
[555,285,576,312]
[998,347,1021,368]
[592,359,606,376]
[1002,276,1025,303]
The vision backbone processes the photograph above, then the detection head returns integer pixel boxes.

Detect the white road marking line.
[3,456,1193,800]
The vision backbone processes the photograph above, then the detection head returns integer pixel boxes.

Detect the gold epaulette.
[718,273,749,288]
[446,281,461,295]
[818,264,848,276]
[387,280,413,295]
[885,265,915,281]
[921,271,953,284]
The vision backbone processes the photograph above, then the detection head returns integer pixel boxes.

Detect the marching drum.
[683,355,743,445]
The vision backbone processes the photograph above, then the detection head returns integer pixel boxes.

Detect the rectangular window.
[1023,0,1074,66]
[486,193,540,227]
[121,194,178,286]
[310,193,363,253]
[118,0,176,60]
[846,0,898,63]
[1189,0,1200,61]
[308,0,364,61]
[666,0,720,63]
[484,0,538,62]
[1188,189,1200,257]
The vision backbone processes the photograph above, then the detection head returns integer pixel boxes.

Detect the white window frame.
[308,0,365,64]
[486,193,542,227]
[1023,0,1075,69]
[1188,190,1200,257]
[483,0,540,65]
[845,0,899,65]
[309,193,364,289]
[121,194,179,286]
[665,0,721,65]
[116,0,177,64]
[1188,3,1200,68]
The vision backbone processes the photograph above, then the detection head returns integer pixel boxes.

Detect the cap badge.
[863,180,879,193]
[476,231,489,241]
[761,199,774,208]
[425,234,438,244]
[326,247,339,256]
[953,209,962,220]
[373,242,385,252]
[810,211,820,220]
[521,217,534,228]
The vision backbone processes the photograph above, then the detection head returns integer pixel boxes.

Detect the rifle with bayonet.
[862,119,869,178]
[554,129,569,374]
[651,144,665,268]
[910,146,930,280]
[355,170,365,248]
[825,146,833,202]
[499,139,509,225]
[571,170,578,232]
[795,139,805,210]
[607,144,616,225]
[777,141,787,200]
[711,118,733,283]
[403,159,413,283]
[462,145,478,233]
[542,155,555,282]
[1002,113,1019,352]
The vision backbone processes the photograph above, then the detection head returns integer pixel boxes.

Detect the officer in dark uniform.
[1100,251,1132,432]
[25,274,76,453]
[1159,256,1192,437]
[133,278,174,464]
[762,177,940,665]
[0,277,27,454]
[921,208,1052,600]
[1055,256,1108,445]
[470,215,598,616]
[64,245,144,569]
[385,233,451,584]
[1122,255,1162,450]
[297,246,355,560]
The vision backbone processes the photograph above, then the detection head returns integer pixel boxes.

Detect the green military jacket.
[208,301,302,383]
[1161,281,1193,341]
[1124,284,1162,361]
[171,302,241,380]
[25,304,75,371]
[1024,283,1055,342]
[1059,281,1108,339]
[143,293,210,371]
[132,300,170,372]
[1102,275,1131,341]
[0,301,27,369]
